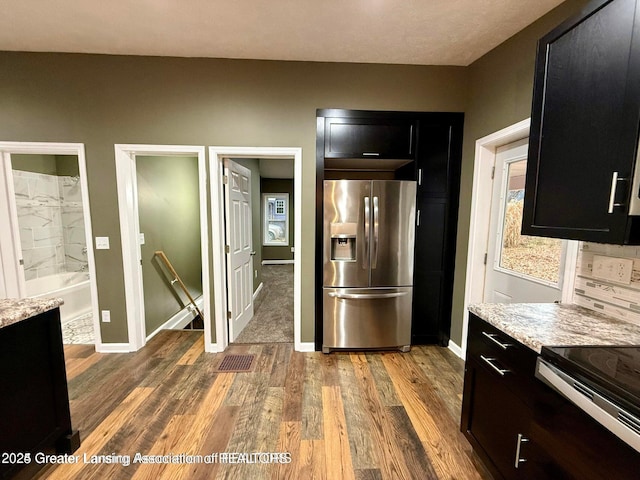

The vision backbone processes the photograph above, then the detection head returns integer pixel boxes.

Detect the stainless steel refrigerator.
[322,180,417,353]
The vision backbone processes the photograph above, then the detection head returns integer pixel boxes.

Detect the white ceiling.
[0,0,564,66]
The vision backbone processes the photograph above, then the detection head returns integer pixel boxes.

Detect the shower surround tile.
[13,171,88,279]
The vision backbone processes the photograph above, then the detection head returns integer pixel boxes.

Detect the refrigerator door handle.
[328,292,408,299]
[364,196,370,269]
[372,196,379,268]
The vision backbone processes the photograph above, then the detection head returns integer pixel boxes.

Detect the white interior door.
[484,138,567,303]
[224,159,254,341]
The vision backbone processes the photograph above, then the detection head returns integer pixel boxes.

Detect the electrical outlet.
[291,246,295,253]
[101,310,111,323]
[592,255,633,285]
[254,270,257,278]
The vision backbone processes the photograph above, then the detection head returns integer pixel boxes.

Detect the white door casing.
[461,120,578,360]
[483,138,566,303]
[0,141,102,348]
[209,146,307,353]
[224,159,254,341]
[115,144,209,352]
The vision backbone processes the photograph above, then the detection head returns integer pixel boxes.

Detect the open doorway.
[230,158,295,344]
[0,142,101,349]
[115,145,210,352]
[209,146,305,353]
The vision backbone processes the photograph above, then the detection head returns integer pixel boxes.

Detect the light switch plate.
[95,236,110,250]
[101,310,111,323]
[592,255,633,285]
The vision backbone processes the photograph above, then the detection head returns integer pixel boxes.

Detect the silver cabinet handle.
[482,331,512,350]
[480,355,510,376]
[328,292,408,299]
[364,196,370,269]
[363,152,380,156]
[608,171,628,213]
[514,433,529,468]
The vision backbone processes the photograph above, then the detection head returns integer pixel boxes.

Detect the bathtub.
[27,272,92,323]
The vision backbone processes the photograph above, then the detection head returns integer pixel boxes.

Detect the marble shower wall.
[13,170,87,281]
[573,242,640,327]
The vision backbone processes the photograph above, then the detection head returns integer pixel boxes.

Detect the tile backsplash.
[13,170,87,280]
[573,242,640,326]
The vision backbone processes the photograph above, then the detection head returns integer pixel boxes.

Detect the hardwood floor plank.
[337,354,380,471]
[381,353,485,480]
[176,334,204,365]
[349,353,416,479]
[299,439,326,480]
[364,353,402,407]
[320,351,339,386]
[355,468,384,480]
[254,343,277,374]
[269,343,292,387]
[282,351,305,422]
[65,353,103,381]
[301,353,324,440]
[273,421,301,480]
[322,385,356,480]
[387,406,439,479]
[64,344,95,359]
[45,387,155,480]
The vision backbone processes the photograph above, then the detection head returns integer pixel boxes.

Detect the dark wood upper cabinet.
[324,117,416,159]
[523,0,640,244]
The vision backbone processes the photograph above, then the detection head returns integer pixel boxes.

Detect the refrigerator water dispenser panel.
[330,223,357,261]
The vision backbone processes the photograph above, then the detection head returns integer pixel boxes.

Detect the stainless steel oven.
[533,345,640,478]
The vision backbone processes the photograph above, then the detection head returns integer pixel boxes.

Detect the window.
[497,158,563,285]
[263,193,289,246]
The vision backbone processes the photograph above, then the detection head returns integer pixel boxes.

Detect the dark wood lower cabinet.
[461,313,640,479]
[0,308,80,480]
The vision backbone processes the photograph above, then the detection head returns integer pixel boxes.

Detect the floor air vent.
[216,354,256,372]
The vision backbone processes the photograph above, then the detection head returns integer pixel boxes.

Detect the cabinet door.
[462,358,528,479]
[324,117,415,159]
[523,0,640,243]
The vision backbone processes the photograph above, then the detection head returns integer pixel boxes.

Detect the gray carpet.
[234,264,294,343]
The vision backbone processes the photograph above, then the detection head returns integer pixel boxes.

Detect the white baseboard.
[95,343,132,353]
[448,339,465,359]
[262,259,294,265]
[295,341,315,352]
[253,282,264,301]
[146,296,205,341]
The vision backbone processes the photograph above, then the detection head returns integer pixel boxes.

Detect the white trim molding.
[447,340,464,359]
[252,282,264,301]
[209,146,304,353]
[262,259,295,265]
[114,144,209,353]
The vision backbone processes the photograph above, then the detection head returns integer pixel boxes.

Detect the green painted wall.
[450,0,590,345]
[261,178,294,261]
[11,154,79,176]
[136,155,202,335]
[0,52,468,344]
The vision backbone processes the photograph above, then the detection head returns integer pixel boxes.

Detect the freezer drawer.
[322,287,412,352]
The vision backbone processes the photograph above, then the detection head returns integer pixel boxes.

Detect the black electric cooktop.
[541,345,640,418]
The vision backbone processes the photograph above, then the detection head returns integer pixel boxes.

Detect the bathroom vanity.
[0,298,80,479]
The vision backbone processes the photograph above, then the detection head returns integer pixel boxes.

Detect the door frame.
[115,144,209,352]
[0,141,103,349]
[209,146,306,353]
[461,119,578,358]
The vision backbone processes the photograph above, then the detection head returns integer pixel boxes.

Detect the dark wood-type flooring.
[34,331,492,480]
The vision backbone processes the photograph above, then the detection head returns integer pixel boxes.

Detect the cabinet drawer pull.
[608,171,628,213]
[482,331,511,349]
[362,152,380,157]
[514,433,529,468]
[480,355,510,376]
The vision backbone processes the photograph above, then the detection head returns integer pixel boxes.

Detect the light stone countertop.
[0,298,63,330]
[468,303,640,354]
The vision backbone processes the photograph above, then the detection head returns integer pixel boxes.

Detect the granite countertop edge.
[468,303,640,354]
[0,298,64,330]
